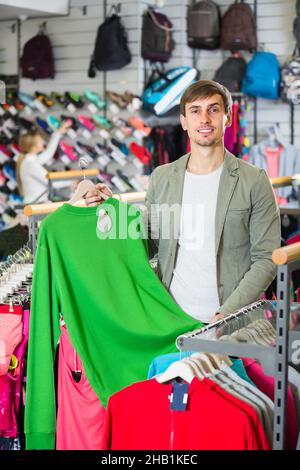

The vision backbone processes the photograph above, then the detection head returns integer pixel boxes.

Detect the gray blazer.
[144,150,281,316]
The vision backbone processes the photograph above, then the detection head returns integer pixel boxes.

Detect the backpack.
[241,51,281,100]
[214,56,247,91]
[143,66,198,115]
[141,8,175,62]
[221,0,257,51]
[187,0,221,50]
[88,5,131,77]
[21,33,55,80]
[281,48,300,104]
[294,17,300,48]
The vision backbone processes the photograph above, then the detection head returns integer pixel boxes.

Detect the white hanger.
[68,157,110,205]
[156,359,196,383]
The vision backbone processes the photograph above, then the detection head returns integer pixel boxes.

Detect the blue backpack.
[242,51,281,99]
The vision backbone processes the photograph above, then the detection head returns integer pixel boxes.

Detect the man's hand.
[83,183,113,207]
[209,312,225,324]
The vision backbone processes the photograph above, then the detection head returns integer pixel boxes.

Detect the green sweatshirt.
[25,198,202,450]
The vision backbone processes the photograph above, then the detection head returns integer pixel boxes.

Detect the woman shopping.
[16,120,72,204]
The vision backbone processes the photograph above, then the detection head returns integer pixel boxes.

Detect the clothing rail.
[24,192,146,255]
[177,242,300,450]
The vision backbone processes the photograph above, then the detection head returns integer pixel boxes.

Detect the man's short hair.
[180,79,233,116]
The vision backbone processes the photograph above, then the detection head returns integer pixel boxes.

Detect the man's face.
[180,94,232,148]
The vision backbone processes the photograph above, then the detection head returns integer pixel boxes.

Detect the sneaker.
[35,92,55,108]
[3,162,16,181]
[130,142,151,165]
[59,141,78,162]
[60,115,79,131]
[18,117,36,132]
[47,114,61,130]
[36,117,52,135]
[75,141,97,159]
[18,92,35,108]
[92,115,113,130]
[51,92,66,107]
[128,116,152,137]
[77,114,95,132]
[0,170,6,186]
[111,138,129,156]
[84,90,106,110]
[65,92,84,109]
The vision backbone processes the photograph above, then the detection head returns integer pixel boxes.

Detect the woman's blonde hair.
[16,132,43,196]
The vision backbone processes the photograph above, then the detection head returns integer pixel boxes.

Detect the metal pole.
[273,264,290,450]
[290,103,294,145]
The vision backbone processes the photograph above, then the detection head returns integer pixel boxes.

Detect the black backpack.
[214,55,247,91]
[21,32,55,80]
[187,0,221,50]
[141,7,175,63]
[88,5,131,77]
[221,0,257,51]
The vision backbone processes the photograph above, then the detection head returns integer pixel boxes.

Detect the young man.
[84,80,281,324]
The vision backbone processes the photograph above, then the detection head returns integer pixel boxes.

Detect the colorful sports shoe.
[111,138,129,156]
[92,115,113,130]
[18,117,36,132]
[77,114,95,132]
[47,114,61,130]
[130,142,152,165]
[59,141,78,162]
[3,162,16,181]
[65,92,84,109]
[84,90,106,110]
[18,92,35,108]
[128,116,152,137]
[36,117,52,135]
[75,141,97,159]
[35,92,55,108]
[111,116,133,137]
[9,192,23,205]
[51,92,66,107]
[0,170,6,186]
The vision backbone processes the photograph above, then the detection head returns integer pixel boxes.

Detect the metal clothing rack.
[23,191,146,256]
[177,242,300,450]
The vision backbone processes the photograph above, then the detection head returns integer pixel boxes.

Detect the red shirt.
[101,377,271,450]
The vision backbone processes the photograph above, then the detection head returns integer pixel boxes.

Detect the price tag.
[108,103,120,114]
[8,106,17,115]
[132,157,144,170]
[114,129,125,141]
[97,155,110,169]
[24,105,32,115]
[33,99,46,113]
[99,129,110,140]
[67,129,77,140]
[169,382,189,411]
[111,150,126,167]
[67,103,76,113]
[88,103,98,114]
[133,129,145,140]
[81,128,92,140]
[111,176,127,192]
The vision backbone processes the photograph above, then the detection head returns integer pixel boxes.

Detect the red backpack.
[21,33,55,80]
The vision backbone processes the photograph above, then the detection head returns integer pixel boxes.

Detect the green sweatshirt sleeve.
[25,226,61,450]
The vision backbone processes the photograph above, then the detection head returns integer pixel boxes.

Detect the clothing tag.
[24,105,32,115]
[8,105,17,116]
[170,382,189,411]
[97,208,112,233]
[114,129,125,141]
[67,129,77,140]
[88,103,98,114]
[109,103,120,114]
[67,103,76,113]
[99,129,110,140]
[81,128,92,140]
[133,129,144,140]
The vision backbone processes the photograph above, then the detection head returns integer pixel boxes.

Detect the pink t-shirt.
[242,358,298,449]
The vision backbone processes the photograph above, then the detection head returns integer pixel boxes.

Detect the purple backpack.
[21,33,55,80]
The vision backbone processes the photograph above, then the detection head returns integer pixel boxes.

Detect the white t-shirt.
[169,164,223,323]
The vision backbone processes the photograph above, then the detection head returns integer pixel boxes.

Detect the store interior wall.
[0,0,299,146]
